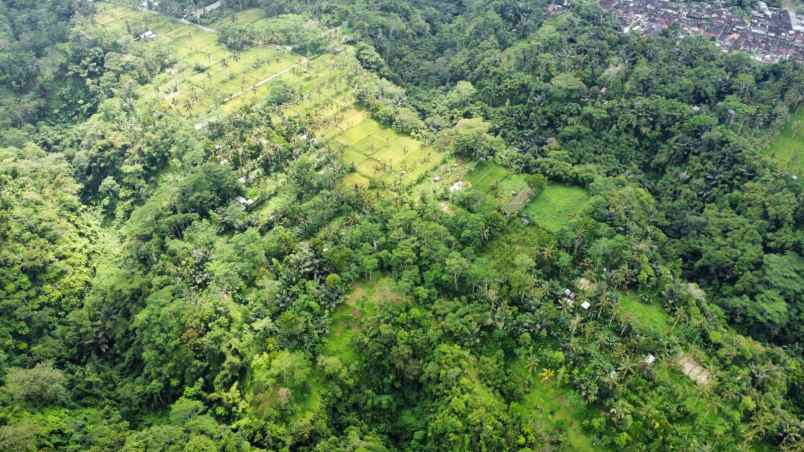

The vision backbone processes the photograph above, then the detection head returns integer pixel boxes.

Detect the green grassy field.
[321,277,405,365]
[510,357,598,451]
[466,162,510,192]
[464,162,533,213]
[334,112,443,188]
[616,292,672,336]
[523,184,591,232]
[766,108,804,175]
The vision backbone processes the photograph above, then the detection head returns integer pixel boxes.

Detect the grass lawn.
[616,292,672,336]
[523,184,591,232]
[766,108,804,175]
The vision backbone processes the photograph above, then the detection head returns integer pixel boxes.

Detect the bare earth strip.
[677,354,711,386]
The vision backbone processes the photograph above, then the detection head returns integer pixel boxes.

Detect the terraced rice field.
[93,3,307,121]
[92,3,445,190]
[331,112,443,188]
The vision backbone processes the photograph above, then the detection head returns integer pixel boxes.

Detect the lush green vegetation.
[766,107,804,175]
[509,356,598,451]
[616,293,673,336]
[321,277,404,364]
[0,0,802,450]
[524,184,591,232]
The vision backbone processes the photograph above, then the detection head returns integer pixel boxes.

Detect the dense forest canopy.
[0,0,802,450]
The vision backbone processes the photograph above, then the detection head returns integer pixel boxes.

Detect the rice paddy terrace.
[89,3,597,228]
[87,7,620,443]
[90,3,444,190]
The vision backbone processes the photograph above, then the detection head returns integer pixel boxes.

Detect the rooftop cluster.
[600,0,804,62]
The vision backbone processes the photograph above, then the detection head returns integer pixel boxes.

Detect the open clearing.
[523,184,591,231]
[766,107,804,175]
[616,292,672,336]
[321,277,404,365]
[510,357,598,451]
[465,162,533,214]
[464,162,591,226]
[677,354,712,386]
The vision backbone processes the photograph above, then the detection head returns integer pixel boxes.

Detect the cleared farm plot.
[466,162,510,193]
[465,162,533,214]
[616,292,672,336]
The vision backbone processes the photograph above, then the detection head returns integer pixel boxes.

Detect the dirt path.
[176,17,217,33]
[222,62,303,103]
[194,62,304,129]
[131,1,219,33]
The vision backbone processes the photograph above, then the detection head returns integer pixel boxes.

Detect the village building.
[599,0,804,62]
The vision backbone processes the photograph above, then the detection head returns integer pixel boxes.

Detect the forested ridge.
[1,0,803,450]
